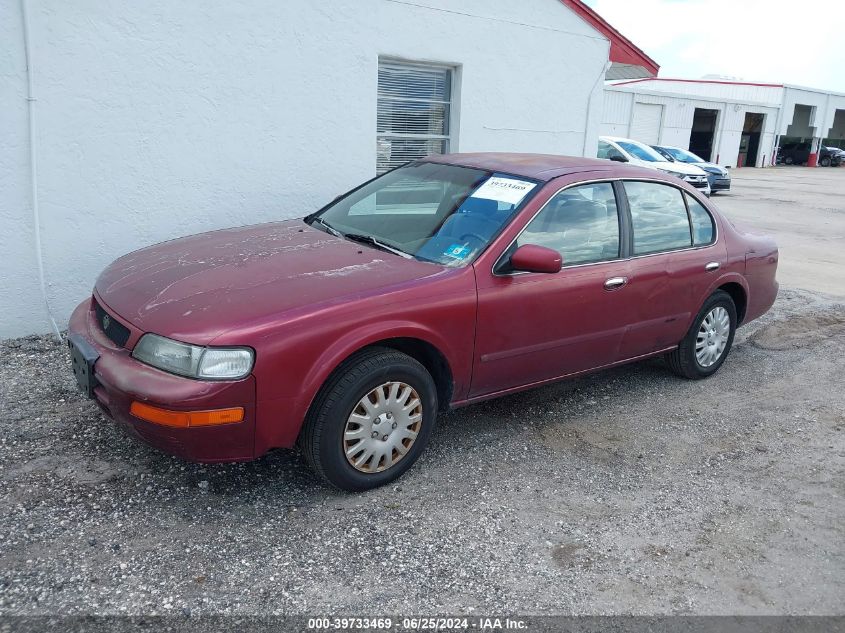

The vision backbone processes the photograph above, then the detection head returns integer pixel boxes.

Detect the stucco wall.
[1,0,46,337]
[0,0,609,338]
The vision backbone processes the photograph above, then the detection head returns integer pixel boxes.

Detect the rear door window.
[625,181,692,255]
[685,193,715,245]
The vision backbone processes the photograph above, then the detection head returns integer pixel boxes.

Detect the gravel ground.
[0,287,843,616]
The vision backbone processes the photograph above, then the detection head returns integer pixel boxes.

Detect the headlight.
[662,169,685,179]
[132,334,254,380]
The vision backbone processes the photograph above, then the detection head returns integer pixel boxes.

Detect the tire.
[820,156,831,167]
[300,347,438,491]
[784,156,794,165]
[665,290,737,380]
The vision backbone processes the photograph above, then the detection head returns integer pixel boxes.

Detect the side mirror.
[510,244,562,274]
[609,154,628,163]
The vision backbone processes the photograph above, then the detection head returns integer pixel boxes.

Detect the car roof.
[600,135,641,144]
[421,152,620,182]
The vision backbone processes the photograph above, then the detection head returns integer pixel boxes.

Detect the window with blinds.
[377,61,453,174]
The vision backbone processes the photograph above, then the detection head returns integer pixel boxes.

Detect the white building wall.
[779,88,845,141]
[827,108,845,144]
[1,0,610,338]
[599,90,633,137]
[822,96,845,140]
[0,1,44,338]
[780,87,830,136]
[602,85,781,168]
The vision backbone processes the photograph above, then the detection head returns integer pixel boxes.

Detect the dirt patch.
[2,454,128,486]
[551,543,596,570]
[750,311,845,350]
[540,425,629,465]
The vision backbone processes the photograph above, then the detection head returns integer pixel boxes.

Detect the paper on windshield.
[470,177,537,206]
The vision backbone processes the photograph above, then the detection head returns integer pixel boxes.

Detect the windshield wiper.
[309,216,343,238]
[309,217,412,259]
[342,233,413,259]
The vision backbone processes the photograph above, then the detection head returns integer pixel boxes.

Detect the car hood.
[696,162,728,175]
[95,220,444,344]
[653,161,708,176]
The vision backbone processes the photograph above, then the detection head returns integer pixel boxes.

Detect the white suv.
[598,136,711,196]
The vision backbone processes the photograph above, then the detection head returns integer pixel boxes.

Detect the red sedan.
[67,154,778,490]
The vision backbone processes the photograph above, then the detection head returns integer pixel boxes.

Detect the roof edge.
[559,0,659,76]
[610,77,784,89]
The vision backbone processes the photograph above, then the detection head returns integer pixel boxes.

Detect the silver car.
[652,145,731,194]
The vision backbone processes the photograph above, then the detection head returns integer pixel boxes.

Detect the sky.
[584,0,845,92]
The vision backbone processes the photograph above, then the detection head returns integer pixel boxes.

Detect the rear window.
[685,193,715,245]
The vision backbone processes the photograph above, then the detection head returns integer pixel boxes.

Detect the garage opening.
[739,112,765,167]
[778,104,817,165]
[630,102,663,144]
[824,109,845,150]
[689,108,719,161]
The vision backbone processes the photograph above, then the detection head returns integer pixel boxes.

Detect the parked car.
[776,142,841,166]
[598,136,711,195]
[67,154,778,490]
[777,142,811,165]
[652,145,731,193]
[820,147,843,167]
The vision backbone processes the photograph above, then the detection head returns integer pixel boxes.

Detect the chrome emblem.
[102,314,110,330]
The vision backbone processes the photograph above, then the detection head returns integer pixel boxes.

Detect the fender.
[252,320,467,454]
[297,319,466,420]
[691,270,750,329]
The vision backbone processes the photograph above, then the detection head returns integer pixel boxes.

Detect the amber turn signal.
[129,402,244,428]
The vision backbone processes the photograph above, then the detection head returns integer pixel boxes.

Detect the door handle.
[604,276,628,290]
[705,261,721,271]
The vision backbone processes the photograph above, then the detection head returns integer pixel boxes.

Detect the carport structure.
[602,78,845,168]
[776,87,845,165]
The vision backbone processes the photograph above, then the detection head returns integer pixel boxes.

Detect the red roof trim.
[559,0,659,76]
[611,77,784,88]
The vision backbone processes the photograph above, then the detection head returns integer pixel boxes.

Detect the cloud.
[585,0,845,92]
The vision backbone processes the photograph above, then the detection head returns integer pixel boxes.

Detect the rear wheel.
[300,347,437,491]
[665,290,737,379]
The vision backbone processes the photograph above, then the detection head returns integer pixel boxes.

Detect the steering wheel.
[459,233,486,244]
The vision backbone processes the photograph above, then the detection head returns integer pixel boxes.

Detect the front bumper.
[711,177,731,191]
[67,297,257,462]
[682,175,711,195]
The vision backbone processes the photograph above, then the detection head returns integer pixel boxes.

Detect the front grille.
[93,299,131,347]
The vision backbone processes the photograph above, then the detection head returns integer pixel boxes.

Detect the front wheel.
[820,156,831,167]
[665,290,737,379]
[300,347,437,491]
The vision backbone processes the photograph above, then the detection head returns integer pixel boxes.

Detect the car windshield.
[617,141,668,163]
[661,147,705,164]
[308,162,539,266]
